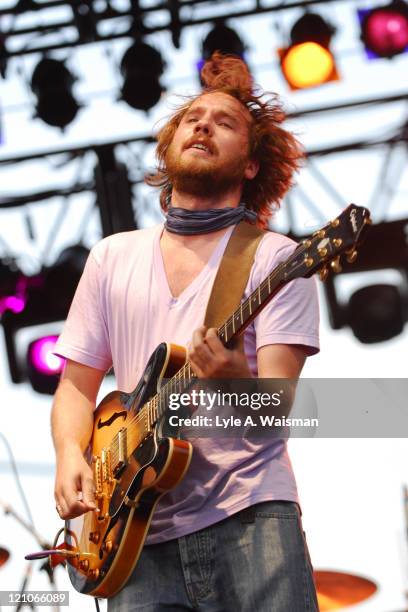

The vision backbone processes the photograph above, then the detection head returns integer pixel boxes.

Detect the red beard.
[165,142,249,198]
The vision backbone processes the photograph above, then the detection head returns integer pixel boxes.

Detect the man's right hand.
[54,444,97,520]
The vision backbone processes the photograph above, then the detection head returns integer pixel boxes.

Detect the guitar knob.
[346,249,358,263]
[103,540,113,554]
[313,229,326,239]
[332,238,343,248]
[89,531,100,544]
[304,257,314,267]
[89,568,100,581]
[319,267,329,282]
[330,257,342,274]
[318,248,328,258]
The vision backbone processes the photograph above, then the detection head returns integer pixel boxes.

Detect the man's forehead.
[187,92,252,122]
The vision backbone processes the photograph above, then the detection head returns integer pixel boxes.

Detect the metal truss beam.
[0,91,406,168]
[1,0,358,58]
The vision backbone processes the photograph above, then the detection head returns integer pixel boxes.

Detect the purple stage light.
[0,295,26,315]
[359,4,408,58]
[28,336,65,375]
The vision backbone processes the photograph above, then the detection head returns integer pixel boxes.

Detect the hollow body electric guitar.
[62,204,370,598]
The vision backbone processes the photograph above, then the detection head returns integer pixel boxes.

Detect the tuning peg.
[313,229,326,239]
[304,257,314,268]
[319,267,329,282]
[332,238,343,248]
[330,218,340,227]
[346,249,358,263]
[318,247,328,258]
[330,257,342,273]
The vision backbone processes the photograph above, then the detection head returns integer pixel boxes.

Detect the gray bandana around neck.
[165,202,258,235]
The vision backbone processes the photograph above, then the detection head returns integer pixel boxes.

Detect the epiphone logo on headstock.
[350,208,358,233]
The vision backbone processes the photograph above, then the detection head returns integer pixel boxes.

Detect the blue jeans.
[108,501,318,611]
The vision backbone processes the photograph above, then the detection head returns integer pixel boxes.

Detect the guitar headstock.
[284,204,371,282]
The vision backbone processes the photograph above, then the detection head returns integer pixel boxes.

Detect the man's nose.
[194,118,212,135]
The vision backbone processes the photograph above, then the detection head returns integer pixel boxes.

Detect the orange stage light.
[279,13,339,90]
[280,42,338,89]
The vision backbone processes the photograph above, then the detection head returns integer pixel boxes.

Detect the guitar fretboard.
[148,249,304,424]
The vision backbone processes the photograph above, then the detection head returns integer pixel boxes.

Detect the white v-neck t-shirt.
[55,223,319,543]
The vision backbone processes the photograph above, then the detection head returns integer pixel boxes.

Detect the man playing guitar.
[52,52,320,611]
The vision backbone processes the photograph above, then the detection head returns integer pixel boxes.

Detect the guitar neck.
[217,259,288,345]
[127,203,371,451]
[151,249,302,422]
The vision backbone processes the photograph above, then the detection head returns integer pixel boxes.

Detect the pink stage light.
[360,4,408,58]
[0,295,26,315]
[28,336,65,375]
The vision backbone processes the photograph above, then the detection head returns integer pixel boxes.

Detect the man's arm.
[51,359,106,519]
[257,343,307,378]
[257,343,307,416]
[189,327,307,379]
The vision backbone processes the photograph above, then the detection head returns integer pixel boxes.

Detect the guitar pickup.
[112,427,127,477]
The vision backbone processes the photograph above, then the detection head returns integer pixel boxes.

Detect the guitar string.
[107,255,289,463]
[108,228,339,462]
[107,236,321,463]
[107,234,327,463]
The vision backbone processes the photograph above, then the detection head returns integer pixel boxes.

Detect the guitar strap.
[204,221,265,330]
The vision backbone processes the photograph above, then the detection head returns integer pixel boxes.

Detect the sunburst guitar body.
[65,342,192,597]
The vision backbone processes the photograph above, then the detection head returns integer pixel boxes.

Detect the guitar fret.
[226,320,232,343]
[144,251,295,424]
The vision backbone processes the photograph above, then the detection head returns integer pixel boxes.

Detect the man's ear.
[244,158,260,180]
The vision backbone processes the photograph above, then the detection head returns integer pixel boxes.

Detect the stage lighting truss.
[358,0,408,59]
[279,13,339,90]
[30,58,81,130]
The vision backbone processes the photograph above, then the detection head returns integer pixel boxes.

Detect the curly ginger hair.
[145,52,304,225]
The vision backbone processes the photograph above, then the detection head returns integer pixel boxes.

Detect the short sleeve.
[54,246,112,371]
[252,237,320,356]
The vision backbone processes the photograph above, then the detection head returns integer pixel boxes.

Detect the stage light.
[358,1,408,58]
[279,13,339,90]
[120,42,165,112]
[1,244,89,391]
[31,58,80,129]
[0,258,25,315]
[43,245,89,308]
[201,23,246,61]
[348,284,404,343]
[27,335,64,394]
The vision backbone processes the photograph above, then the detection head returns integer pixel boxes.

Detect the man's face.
[165,92,258,199]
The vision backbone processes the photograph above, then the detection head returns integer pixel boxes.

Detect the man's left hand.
[189,326,252,378]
